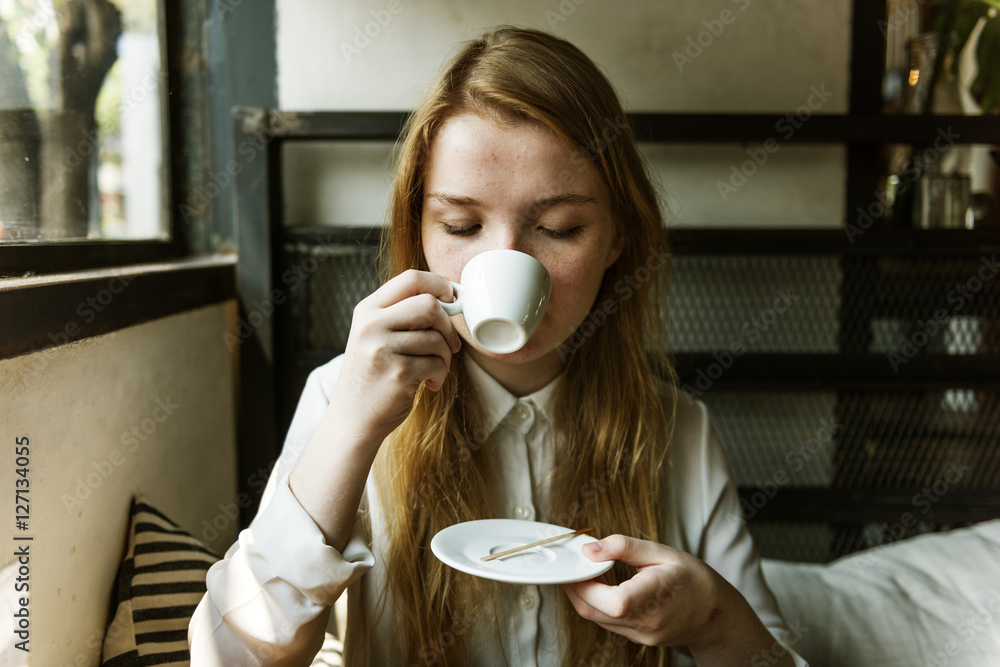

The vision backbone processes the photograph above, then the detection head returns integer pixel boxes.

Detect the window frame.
[0,0,194,278]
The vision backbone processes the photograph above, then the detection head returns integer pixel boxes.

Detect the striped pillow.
[102,496,220,666]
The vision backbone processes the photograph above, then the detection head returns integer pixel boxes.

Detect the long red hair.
[374,26,676,666]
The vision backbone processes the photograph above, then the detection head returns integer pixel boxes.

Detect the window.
[0,0,172,255]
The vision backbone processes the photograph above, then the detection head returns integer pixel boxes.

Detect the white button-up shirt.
[189,354,808,666]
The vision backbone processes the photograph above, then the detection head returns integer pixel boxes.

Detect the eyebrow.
[532,193,598,209]
[425,192,598,210]
[426,192,483,207]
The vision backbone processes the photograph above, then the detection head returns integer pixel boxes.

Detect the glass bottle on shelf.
[887,33,974,229]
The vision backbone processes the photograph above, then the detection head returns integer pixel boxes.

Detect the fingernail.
[585,541,603,553]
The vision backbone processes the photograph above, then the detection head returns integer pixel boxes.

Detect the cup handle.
[438,282,463,316]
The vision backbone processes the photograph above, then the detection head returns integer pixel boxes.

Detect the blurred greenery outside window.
[0,0,167,243]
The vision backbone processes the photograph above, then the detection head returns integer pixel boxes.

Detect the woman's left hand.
[561,534,734,650]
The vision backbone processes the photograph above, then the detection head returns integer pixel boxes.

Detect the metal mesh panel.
[279,232,1000,563]
[668,254,1000,355]
[704,388,1000,561]
[702,391,837,488]
[844,256,1000,355]
[667,255,840,353]
[833,390,1000,489]
[286,241,381,351]
[287,244,1000,360]
[705,389,1000,491]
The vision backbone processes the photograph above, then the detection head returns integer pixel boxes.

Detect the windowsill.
[0,253,237,360]
[0,253,235,290]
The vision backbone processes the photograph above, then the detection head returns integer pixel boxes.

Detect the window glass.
[0,0,166,242]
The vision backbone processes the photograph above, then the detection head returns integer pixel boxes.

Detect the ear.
[604,219,625,269]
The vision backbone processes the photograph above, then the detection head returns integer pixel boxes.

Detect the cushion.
[101,496,220,666]
[762,520,1000,667]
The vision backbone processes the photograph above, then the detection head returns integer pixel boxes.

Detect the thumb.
[582,534,663,567]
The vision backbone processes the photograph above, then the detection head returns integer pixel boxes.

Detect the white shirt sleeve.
[188,356,375,666]
[668,393,809,667]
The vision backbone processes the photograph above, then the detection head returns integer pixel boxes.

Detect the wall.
[0,302,238,666]
[276,0,851,229]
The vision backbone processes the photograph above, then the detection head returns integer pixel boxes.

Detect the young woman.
[190,27,807,667]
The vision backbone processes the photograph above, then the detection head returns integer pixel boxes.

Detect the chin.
[470,335,564,366]
[461,315,573,366]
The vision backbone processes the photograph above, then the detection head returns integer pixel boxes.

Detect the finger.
[381,293,462,354]
[566,577,632,624]
[567,565,671,623]
[562,594,646,644]
[581,534,669,568]
[381,330,455,373]
[396,353,450,393]
[563,579,634,629]
[370,269,456,311]
[346,328,451,388]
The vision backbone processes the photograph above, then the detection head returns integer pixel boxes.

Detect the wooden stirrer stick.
[480,527,597,562]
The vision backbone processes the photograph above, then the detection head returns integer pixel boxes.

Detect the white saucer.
[430,519,613,585]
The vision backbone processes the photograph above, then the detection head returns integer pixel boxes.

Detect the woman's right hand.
[331,269,462,447]
[288,270,461,551]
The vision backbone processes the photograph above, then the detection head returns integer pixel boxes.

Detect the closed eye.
[539,226,583,239]
[440,223,481,236]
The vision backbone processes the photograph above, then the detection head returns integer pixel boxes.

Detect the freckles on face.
[418,113,624,362]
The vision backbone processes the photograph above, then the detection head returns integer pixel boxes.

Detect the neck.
[465,347,565,397]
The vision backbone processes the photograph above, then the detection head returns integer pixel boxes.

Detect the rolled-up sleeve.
[189,356,374,666]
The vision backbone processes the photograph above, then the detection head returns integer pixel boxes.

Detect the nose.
[493,226,527,254]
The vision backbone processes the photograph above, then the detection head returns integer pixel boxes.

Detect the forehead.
[423,113,607,207]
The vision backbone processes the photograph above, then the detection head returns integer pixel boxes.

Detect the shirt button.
[515,505,534,520]
[519,592,535,610]
[515,403,532,422]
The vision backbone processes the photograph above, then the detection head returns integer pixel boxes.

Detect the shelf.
[262,110,408,141]
[674,353,1000,390]
[667,228,1000,256]
[739,487,1000,524]
[630,113,1000,145]
[280,225,383,247]
[250,110,1000,145]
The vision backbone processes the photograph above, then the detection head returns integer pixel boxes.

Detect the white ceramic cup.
[439,249,551,354]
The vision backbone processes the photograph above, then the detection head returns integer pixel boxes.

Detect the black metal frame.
[262,109,1000,145]
[230,0,1000,533]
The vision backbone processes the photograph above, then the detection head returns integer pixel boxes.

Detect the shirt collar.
[462,353,562,436]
